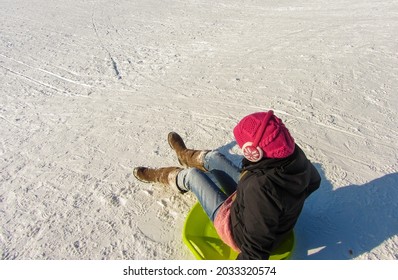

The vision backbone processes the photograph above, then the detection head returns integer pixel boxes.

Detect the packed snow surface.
[0,0,397,260]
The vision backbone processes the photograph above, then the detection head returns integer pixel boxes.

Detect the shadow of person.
[293,164,398,259]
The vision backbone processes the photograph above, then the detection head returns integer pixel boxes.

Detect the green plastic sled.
[182,202,295,260]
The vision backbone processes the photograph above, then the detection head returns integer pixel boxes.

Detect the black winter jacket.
[230,144,321,260]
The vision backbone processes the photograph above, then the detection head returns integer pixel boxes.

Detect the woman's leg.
[177,168,227,222]
[203,150,241,196]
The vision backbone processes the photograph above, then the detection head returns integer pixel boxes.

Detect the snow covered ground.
[0,0,397,260]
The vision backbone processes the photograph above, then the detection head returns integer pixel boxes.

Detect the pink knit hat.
[233,110,295,161]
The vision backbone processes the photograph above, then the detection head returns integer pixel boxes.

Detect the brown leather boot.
[168,132,210,172]
[133,166,183,191]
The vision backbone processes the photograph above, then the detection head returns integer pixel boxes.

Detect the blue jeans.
[176,150,241,221]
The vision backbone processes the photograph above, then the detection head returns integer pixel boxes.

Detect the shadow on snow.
[294,165,398,259]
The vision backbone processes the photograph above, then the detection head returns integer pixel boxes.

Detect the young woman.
[134,110,321,259]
